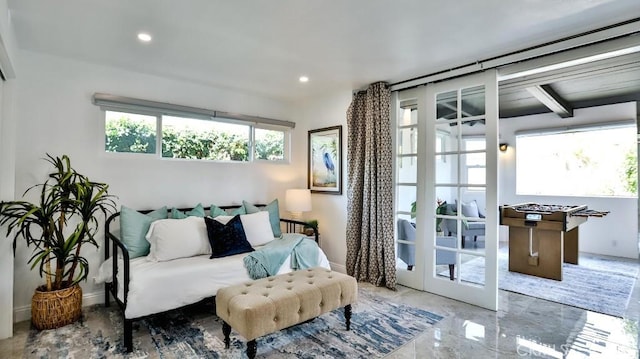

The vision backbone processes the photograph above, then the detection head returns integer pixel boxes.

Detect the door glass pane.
[436,90,458,121]
[459,254,485,287]
[459,188,486,253]
[398,127,417,154]
[399,107,417,126]
[398,238,417,272]
[460,153,486,185]
[461,85,485,117]
[398,156,417,183]
[435,154,459,184]
[397,185,417,214]
[436,122,459,151]
[434,242,457,281]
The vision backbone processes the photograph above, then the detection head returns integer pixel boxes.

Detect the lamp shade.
[285,189,312,213]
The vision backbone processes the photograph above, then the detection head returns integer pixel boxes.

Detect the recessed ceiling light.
[137,33,152,42]
[299,76,309,83]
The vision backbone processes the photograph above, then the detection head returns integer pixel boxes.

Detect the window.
[104,111,289,163]
[105,111,156,154]
[516,125,637,197]
[254,127,285,161]
[162,115,250,161]
[96,93,292,163]
[463,138,486,185]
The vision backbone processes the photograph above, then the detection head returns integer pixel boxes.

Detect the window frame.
[515,121,637,198]
[461,137,486,188]
[252,123,290,163]
[103,109,291,163]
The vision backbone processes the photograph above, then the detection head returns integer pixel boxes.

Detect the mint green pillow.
[210,204,229,218]
[243,199,282,237]
[120,206,168,258]
[229,206,246,216]
[172,203,205,219]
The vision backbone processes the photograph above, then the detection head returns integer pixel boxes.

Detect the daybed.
[97,202,329,352]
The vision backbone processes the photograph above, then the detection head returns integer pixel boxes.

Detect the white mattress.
[96,250,331,319]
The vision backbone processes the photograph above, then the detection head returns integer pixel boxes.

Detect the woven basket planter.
[31,284,83,330]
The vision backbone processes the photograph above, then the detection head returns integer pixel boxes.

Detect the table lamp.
[285,189,311,220]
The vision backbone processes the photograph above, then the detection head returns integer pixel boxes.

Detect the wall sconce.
[285,189,311,220]
[499,143,508,152]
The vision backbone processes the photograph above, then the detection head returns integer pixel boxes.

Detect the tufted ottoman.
[215,267,358,358]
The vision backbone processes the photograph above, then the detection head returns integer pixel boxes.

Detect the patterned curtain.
[345,82,396,290]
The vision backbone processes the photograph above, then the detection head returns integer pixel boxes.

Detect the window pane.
[397,185,417,214]
[467,167,486,185]
[436,154,459,184]
[105,111,156,154]
[399,108,417,126]
[436,90,457,121]
[461,85,485,118]
[398,127,417,154]
[398,156,417,183]
[161,116,249,161]
[255,128,285,161]
[516,126,637,197]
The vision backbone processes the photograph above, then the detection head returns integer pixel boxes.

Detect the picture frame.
[308,125,342,194]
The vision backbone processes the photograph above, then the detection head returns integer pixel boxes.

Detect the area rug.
[23,289,443,358]
[446,251,639,317]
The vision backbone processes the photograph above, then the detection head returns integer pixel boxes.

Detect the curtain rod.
[389,17,640,91]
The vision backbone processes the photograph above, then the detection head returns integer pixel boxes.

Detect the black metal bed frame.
[103,204,318,352]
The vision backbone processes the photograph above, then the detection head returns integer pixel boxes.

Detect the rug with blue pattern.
[24,289,442,358]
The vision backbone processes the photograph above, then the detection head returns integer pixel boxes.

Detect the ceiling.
[7,1,640,117]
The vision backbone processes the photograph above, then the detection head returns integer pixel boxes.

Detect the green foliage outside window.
[161,127,249,161]
[105,116,156,154]
[255,129,284,161]
[105,115,285,162]
[623,148,638,195]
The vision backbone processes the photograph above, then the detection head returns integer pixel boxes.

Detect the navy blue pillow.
[204,215,254,259]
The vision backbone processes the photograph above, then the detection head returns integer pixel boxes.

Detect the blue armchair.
[397,219,456,280]
[442,201,485,248]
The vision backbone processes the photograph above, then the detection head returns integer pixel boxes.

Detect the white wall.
[11,50,302,321]
[0,0,17,339]
[499,102,638,258]
[293,90,353,273]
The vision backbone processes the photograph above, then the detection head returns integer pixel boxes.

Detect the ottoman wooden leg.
[247,339,257,359]
[222,321,231,349]
[345,304,352,331]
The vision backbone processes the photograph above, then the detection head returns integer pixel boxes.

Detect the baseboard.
[13,290,105,324]
[330,262,347,274]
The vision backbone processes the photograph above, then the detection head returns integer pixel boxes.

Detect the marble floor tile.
[1,258,639,358]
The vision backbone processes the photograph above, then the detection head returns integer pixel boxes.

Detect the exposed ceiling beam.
[526,84,574,118]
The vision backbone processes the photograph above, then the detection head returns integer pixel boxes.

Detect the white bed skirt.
[95,250,331,319]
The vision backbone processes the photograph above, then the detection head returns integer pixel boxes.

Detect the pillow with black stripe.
[204,215,254,259]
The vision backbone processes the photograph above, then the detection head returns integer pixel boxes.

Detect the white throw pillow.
[460,200,480,218]
[212,215,234,225]
[240,211,276,247]
[212,212,274,247]
[146,216,211,262]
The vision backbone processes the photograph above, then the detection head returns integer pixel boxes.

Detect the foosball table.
[500,203,608,281]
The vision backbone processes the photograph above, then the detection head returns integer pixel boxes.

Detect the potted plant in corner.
[410,199,448,235]
[0,154,116,329]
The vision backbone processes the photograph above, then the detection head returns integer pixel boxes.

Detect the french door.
[394,70,499,310]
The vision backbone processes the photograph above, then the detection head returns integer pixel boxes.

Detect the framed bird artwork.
[308,125,342,194]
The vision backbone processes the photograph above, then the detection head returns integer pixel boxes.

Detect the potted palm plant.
[0,154,115,329]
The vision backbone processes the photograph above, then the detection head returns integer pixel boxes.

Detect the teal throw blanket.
[243,233,319,279]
